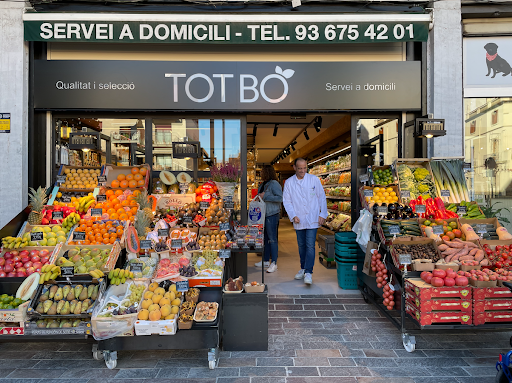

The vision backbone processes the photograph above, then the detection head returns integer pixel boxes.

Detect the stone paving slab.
[0,294,508,382]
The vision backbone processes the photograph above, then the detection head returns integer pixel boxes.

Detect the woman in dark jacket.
[254,165,283,273]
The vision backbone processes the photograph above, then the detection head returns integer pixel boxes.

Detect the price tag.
[73,231,86,241]
[224,196,233,202]
[140,240,152,250]
[432,225,444,235]
[457,206,467,215]
[440,190,450,197]
[61,266,74,277]
[56,175,66,184]
[96,195,107,202]
[219,249,231,259]
[199,201,210,210]
[476,224,488,234]
[158,229,169,237]
[377,206,388,215]
[247,238,255,246]
[30,232,44,242]
[219,222,230,231]
[415,204,426,214]
[130,263,143,273]
[399,254,412,265]
[52,211,63,220]
[182,216,193,224]
[97,176,107,183]
[237,238,245,246]
[61,195,71,203]
[464,162,472,170]
[171,239,182,249]
[179,183,188,193]
[400,190,411,198]
[176,280,189,292]
[91,208,103,217]
[363,189,374,197]
[359,174,369,183]
[224,201,235,210]
[249,227,259,235]
[389,225,400,235]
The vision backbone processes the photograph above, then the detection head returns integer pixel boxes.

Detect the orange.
[121,200,130,207]
[109,237,116,244]
[103,238,110,245]
[126,174,134,181]
[69,241,76,245]
[100,228,107,235]
[80,219,87,225]
[111,180,120,188]
[133,190,141,197]
[139,168,147,176]
[102,232,109,239]
[137,180,145,187]
[131,167,140,175]
[120,180,129,189]
[115,190,123,197]
[93,229,100,235]
[117,174,126,181]
[134,173,143,181]
[129,216,135,223]
[128,180,137,188]
[111,198,120,206]
[107,208,116,215]
[117,208,125,215]
[79,224,86,231]
[113,203,121,211]
[130,207,138,215]
[105,221,112,228]
[110,232,117,238]
[119,214,128,221]
[86,220,94,227]
[103,202,112,210]
[110,213,119,220]
[92,224,98,230]
[84,240,91,245]
[106,190,114,197]
[116,228,124,236]
[95,203,103,209]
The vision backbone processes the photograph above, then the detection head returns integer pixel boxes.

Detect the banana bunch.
[89,269,105,279]
[39,265,61,284]
[108,268,134,285]
[62,212,80,230]
[78,195,95,214]
[1,236,28,250]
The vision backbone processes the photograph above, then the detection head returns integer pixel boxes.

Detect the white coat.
[283,173,328,230]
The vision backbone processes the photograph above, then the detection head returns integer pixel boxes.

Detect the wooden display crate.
[393,158,437,202]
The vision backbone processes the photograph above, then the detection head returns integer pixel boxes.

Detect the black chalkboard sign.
[56,175,66,184]
[432,225,444,235]
[97,176,107,183]
[182,216,193,224]
[140,240,152,250]
[52,211,63,220]
[219,249,231,259]
[457,206,467,215]
[224,201,235,210]
[176,280,189,292]
[61,195,71,203]
[158,229,169,237]
[91,208,103,217]
[219,222,230,231]
[440,190,450,197]
[171,239,182,249]
[30,232,44,242]
[130,263,143,273]
[415,204,426,214]
[199,201,210,210]
[61,266,74,277]
[96,195,107,202]
[73,231,86,241]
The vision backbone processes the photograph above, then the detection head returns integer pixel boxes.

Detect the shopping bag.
[352,209,373,253]
[248,196,266,227]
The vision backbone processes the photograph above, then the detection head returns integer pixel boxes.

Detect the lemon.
[374,187,380,193]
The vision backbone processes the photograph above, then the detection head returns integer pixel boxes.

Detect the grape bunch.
[127,284,145,306]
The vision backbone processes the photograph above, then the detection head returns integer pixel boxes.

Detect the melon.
[16,273,40,301]
[187,183,197,194]
[169,184,180,194]
[177,172,192,184]
[160,171,176,185]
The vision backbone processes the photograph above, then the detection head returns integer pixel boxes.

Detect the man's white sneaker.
[304,273,313,285]
[266,263,278,273]
[294,269,305,280]
[255,261,270,268]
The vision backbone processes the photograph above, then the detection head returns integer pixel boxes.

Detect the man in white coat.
[283,158,328,285]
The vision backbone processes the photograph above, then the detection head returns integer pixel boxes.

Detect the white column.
[427,0,463,157]
[0,1,29,228]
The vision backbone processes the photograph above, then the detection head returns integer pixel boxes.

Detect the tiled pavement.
[0,294,509,383]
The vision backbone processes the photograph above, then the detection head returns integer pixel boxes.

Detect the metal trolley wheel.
[208,347,219,370]
[92,344,103,361]
[402,333,416,353]
[103,350,118,369]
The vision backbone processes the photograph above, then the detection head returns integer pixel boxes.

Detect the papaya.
[126,226,140,254]
[148,195,157,212]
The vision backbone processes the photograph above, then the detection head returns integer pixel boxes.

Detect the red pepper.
[417,196,425,205]
[409,199,417,210]
[434,197,446,211]
[445,210,458,218]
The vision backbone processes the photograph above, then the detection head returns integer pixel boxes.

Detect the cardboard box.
[359,185,401,210]
[473,300,512,312]
[412,259,435,272]
[53,242,121,274]
[56,165,102,193]
[444,201,483,218]
[0,323,24,335]
[405,291,471,312]
[362,241,379,276]
[391,237,441,270]
[155,194,196,211]
[435,263,460,272]
[404,278,472,300]
[460,264,482,272]
[102,164,150,190]
[134,318,177,335]
[0,301,29,323]
[469,278,497,288]
[479,239,512,250]
[474,311,512,326]
[406,302,472,326]
[24,320,91,336]
[473,287,512,300]
[370,165,397,186]
[459,217,501,230]
[394,159,437,200]
[419,218,460,237]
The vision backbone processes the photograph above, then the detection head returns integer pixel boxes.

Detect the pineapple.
[134,210,152,241]
[133,190,153,218]
[28,186,48,225]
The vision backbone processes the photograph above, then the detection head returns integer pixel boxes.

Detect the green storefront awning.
[23,13,430,44]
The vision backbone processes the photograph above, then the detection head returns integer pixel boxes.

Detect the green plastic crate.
[336,260,358,289]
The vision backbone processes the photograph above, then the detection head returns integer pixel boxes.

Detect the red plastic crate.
[406,291,471,313]
[473,311,512,326]
[406,302,472,326]
[404,278,472,300]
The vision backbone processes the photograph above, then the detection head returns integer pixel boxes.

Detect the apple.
[24,261,33,269]
[39,250,49,257]
[0,259,5,267]
[5,259,14,266]
[16,267,26,274]
[6,272,16,278]
[19,250,29,258]
[41,256,49,264]
[32,262,42,270]
[14,262,23,269]
[31,255,41,263]
[3,253,13,260]
[16,271,26,278]
[12,256,20,263]
[21,256,30,264]
[9,251,19,257]
[0,272,6,278]
[26,267,35,276]
[30,250,40,257]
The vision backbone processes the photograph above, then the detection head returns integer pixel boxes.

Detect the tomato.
[496,262,503,268]
[486,249,492,255]
[497,246,503,251]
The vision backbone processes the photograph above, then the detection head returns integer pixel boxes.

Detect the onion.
[376,253,382,259]
[387,305,393,310]
[383,298,389,305]
[377,283,382,288]
[389,300,395,306]
[377,277,383,283]
[371,267,377,272]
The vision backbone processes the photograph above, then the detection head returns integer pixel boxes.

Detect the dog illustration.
[484,42,512,78]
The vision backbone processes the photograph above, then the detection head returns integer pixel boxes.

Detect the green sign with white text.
[24,20,429,44]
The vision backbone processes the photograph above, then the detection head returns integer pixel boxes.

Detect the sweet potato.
[459,255,475,261]
[445,240,464,248]
[480,259,490,266]
[438,244,449,251]
[468,248,479,256]
[475,250,485,262]
[465,242,478,249]
[442,248,459,256]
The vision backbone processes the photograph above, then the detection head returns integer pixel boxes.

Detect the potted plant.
[210,162,241,199]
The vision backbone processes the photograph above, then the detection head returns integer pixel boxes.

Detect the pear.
[71,254,81,263]
[74,260,84,268]
[43,300,53,314]
[73,301,82,315]
[56,300,66,314]
[81,300,89,313]
[77,266,87,274]
[61,321,72,328]
[62,285,71,299]
[39,290,49,302]
[72,319,81,327]
[49,285,58,299]
[90,249,101,257]
[47,320,59,328]
[56,257,68,266]
[69,300,78,313]
[59,319,70,328]
[60,301,70,315]
[80,249,90,257]
[78,286,88,301]
[66,287,75,301]
[91,285,99,301]
[54,287,63,301]
[87,285,95,298]
[35,302,44,314]
[68,249,79,258]
[36,319,46,328]
[74,285,83,300]
[47,302,57,315]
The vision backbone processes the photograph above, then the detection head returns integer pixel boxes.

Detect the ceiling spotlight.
[314,116,322,132]
[291,142,296,151]
[253,124,258,137]
[304,129,309,140]
[273,124,279,137]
